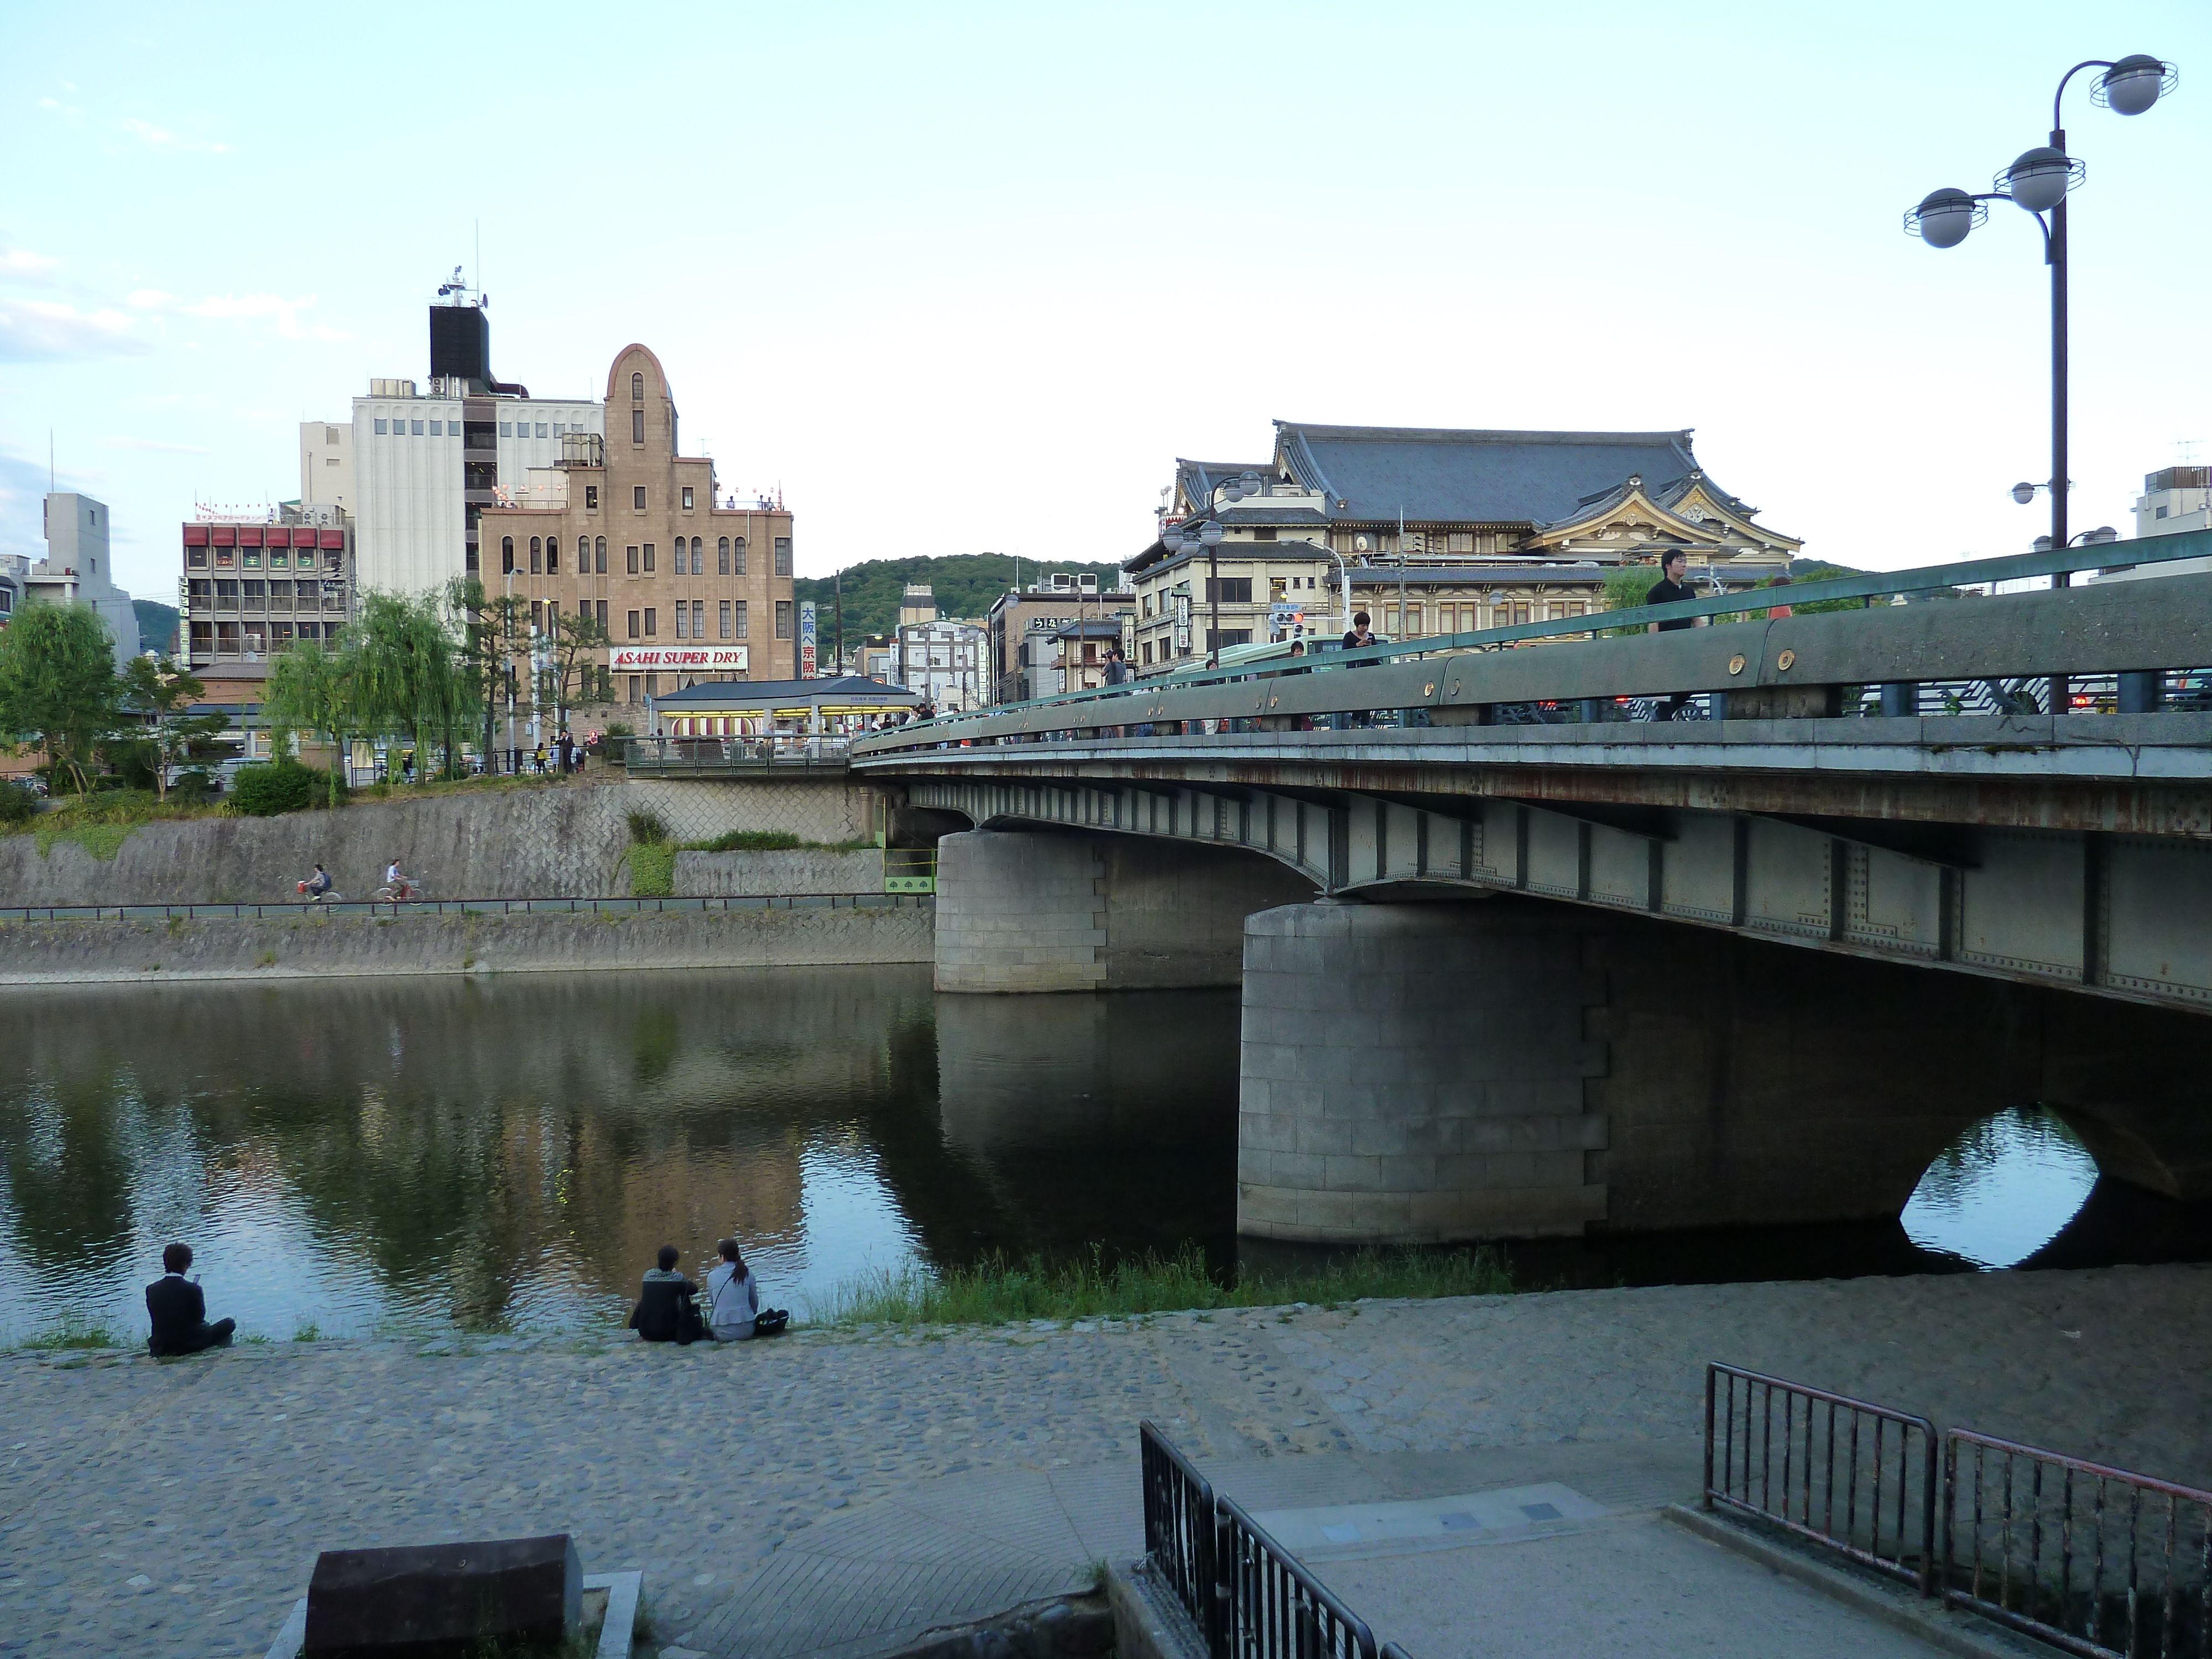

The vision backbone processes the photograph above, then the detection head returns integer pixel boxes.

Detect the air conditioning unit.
[1077,573,1099,593]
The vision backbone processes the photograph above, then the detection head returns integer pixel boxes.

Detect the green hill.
[793,554,1124,646]
[134,599,180,656]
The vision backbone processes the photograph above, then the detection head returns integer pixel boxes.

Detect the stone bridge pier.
[1239,896,2212,1244]
[932,828,1313,993]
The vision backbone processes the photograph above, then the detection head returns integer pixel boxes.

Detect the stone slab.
[304,1532,581,1658]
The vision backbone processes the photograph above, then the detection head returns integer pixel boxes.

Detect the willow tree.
[0,602,118,795]
[262,640,356,806]
[350,591,474,782]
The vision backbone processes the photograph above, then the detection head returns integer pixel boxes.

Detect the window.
[546,536,559,575]
[269,550,288,569]
[597,600,609,628]
[530,536,542,575]
[499,421,512,437]
[629,674,641,704]
[674,603,687,639]
[1204,628,1252,651]
[502,536,515,575]
[215,580,239,606]
[428,420,441,436]
[187,547,208,569]
[627,609,641,638]
[774,599,793,639]
[535,422,549,439]
[643,543,655,572]
[627,545,640,574]
[530,599,544,633]
[1204,577,1253,604]
[596,535,608,573]
[1448,531,1474,554]
[243,580,267,608]
[2158,505,2171,520]
[644,607,657,637]
[773,538,792,577]
[691,536,703,573]
[1254,527,1278,541]
[733,600,748,639]
[719,600,732,639]
[585,484,599,510]
[188,578,211,601]
[632,409,644,444]
[632,371,644,401]
[645,673,659,697]
[681,487,693,511]
[692,599,704,638]
[633,485,646,510]
[717,536,730,575]
[374,419,388,435]
[732,537,747,575]
[325,426,340,445]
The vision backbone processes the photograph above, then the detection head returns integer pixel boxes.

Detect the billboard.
[608,646,749,672]
[800,601,817,677]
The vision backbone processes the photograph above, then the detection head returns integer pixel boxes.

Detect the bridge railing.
[0,894,931,921]
[623,735,851,775]
[851,530,2212,760]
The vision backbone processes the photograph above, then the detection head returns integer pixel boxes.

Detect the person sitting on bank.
[147,1243,236,1358]
[629,1245,705,1344]
[703,1239,791,1340]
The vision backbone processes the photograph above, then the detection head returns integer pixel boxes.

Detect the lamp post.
[1905,54,2177,585]
[1160,469,1260,668]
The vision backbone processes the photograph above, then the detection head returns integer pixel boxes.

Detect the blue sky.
[4,2,2207,602]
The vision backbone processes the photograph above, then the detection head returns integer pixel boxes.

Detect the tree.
[351,590,474,783]
[0,603,118,795]
[547,607,610,726]
[447,577,526,771]
[262,641,356,807]
[119,654,228,801]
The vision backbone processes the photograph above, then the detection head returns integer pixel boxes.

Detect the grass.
[626,841,676,898]
[677,830,879,853]
[292,1322,322,1342]
[812,1243,1514,1328]
[18,1315,119,1351]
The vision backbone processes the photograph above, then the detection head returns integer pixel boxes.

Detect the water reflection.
[1902,1108,2099,1267]
[0,969,1236,1341]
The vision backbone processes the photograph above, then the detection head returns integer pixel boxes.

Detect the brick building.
[476,343,796,711]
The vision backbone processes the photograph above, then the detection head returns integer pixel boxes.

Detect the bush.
[683,829,803,852]
[229,763,321,817]
[0,781,38,826]
[625,811,669,844]
[627,841,675,897]
[170,769,217,804]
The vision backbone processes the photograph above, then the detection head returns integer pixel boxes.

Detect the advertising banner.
[800,601,818,677]
[608,646,749,672]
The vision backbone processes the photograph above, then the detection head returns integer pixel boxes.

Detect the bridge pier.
[933,828,1313,994]
[1237,895,2212,1244]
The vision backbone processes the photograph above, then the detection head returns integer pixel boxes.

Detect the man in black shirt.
[146,1243,236,1358]
[1644,551,1700,719]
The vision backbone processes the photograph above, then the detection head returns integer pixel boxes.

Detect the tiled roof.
[1274,422,1700,525]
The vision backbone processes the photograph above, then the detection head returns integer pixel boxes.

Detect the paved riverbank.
[2,1263,2204,1659]
[0,901,931,984]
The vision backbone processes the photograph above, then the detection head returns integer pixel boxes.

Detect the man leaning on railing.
[1645,550,1701,720]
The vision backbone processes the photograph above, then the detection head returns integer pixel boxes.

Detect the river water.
[2,968,2203,1342]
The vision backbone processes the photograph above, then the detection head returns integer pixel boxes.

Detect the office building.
[983,573,1134,703]
[299,420,354,514]
[25,493,140,669]
[180,503,355,669]
[894,614,986,711]
[474,342,796,711]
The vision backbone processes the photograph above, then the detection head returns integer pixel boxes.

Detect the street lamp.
[1161,517,1230,667]
[2032,526,2120,552]
[1904,54,2178,582]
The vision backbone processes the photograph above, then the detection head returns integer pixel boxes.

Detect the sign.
[800,601,817,677]
[608,646,749,672]
[1172,591,1191,655]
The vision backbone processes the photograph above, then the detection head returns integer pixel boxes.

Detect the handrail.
[856,528,2212,747]
[1140,1420,1223,1657]
[1218,1490,1380,1659]
[1705,1363,1940,1594]
[1943,1430,2212,1658]
[0,894,930,921]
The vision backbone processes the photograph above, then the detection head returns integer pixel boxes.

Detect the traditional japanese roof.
[1273,422,1701,525]
[1344,565,1613,586]
[652,676,921,708]
[1125,538,1333,579]
[1173,458,1275,515]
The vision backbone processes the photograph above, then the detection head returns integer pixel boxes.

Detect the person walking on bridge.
[1645,551,1700,719]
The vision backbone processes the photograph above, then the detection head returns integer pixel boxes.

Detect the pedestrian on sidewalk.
[147,1243,236,1358]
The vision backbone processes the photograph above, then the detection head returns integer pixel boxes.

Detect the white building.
[298,420,354,514]
[894,617,985,711]
[2094,466,2212,587]
[25,493,140,669]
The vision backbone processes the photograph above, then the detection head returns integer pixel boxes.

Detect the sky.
[3,1,2208,604]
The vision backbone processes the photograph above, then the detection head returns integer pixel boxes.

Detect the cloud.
[121,117,231,155]
[1,248,62,285]
[148,289,350,341]
[0,300,149,362]
[98,435,211,456]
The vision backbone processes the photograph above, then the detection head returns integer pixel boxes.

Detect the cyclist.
[298,863,333,901]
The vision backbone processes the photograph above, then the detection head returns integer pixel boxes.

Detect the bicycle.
[374,877,426,903]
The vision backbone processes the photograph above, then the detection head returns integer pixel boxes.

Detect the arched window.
[732,536,747,576]
[546,536,560,575]
[502,535,515,575]
[530,535,542,575]
[596,535,607,574]
[717,537,730,576]
[631,371,644,401]
[691,535,703,573]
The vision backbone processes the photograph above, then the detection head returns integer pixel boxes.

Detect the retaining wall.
[0,776,881,906]
[0,904,932,984]
[675,848,885,895]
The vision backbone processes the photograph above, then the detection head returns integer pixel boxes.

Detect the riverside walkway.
[2,1264,2206,1658]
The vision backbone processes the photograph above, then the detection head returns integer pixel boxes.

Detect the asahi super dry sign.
[608,646,750,672]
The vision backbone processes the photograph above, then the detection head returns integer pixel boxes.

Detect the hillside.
[793,554,1124,644]
[134,599,180,655]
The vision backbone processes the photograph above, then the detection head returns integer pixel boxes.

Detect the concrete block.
[1319,1152,1385,1192]
[305,1534,582,1658]
[1293,1116,1358,1156]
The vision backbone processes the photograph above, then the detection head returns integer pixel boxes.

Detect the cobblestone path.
[1,1263,2203,1658]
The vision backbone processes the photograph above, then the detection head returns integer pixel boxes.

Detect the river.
[2,967,2203,1342]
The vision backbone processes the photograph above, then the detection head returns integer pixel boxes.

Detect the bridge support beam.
[933,828,1314,994]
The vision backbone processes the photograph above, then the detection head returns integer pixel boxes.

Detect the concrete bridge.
[850,538,2212,1247]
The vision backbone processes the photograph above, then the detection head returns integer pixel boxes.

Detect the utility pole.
[833,566,844,676]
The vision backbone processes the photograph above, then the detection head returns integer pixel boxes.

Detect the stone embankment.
[0,775,882,906]
[0,902,932,984]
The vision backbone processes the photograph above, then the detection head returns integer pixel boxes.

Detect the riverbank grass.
[815,1245,1513,1328]
[17,1314,121,1351]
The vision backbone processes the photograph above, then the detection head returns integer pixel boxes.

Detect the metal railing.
[1140,1420,1223,1655]
[622,735,853,776]
[1944,1432,2212,1659]
[0,894,931,922]
[1219,1493,1380,1659]
[884,848,937,894]
[1704,1363,1940,1593]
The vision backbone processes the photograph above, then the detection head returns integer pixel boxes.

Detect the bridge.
[845,534,2212,1248]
